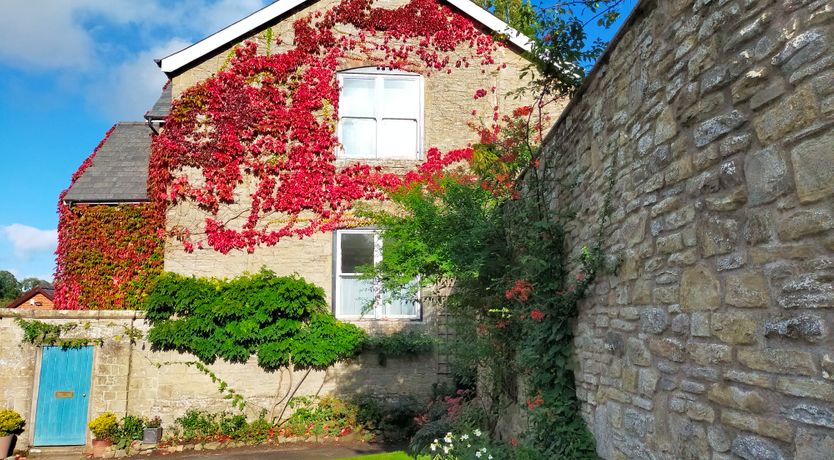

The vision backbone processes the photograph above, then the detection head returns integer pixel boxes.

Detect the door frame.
[29,345,97,446]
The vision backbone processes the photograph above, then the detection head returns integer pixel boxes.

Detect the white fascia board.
[158,0,307,74]
[158,0,533,74]
[446,0,532,52]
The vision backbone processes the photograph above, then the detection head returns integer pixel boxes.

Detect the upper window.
[334,229,420,320]
[337,68,423,160]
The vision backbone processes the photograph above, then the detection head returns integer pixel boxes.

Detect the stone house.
[1,0,544,452]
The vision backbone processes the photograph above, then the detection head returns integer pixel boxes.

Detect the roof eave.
[157,0,533,75]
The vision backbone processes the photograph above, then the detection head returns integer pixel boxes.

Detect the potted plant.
[0,408,25,457]
[143,416,163,444]
[88,412,118,457]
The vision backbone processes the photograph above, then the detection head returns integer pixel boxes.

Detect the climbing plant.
[367,105,616,458]
[145,269,365,370]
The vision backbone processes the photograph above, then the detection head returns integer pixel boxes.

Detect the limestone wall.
[537,0,834,458]
[162,0,554,306]
[0,309,442,451]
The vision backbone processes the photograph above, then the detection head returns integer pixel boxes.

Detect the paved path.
[145,442,399,459]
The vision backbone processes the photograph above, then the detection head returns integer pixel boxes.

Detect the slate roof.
[63,122,152,203]
[145,82,172,121]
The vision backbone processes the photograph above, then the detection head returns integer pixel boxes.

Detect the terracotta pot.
[91,438,113,457]
[0,435,13,457]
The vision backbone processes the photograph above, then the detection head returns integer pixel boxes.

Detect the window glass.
[340,232,374,273]
[382,79,419,118]
[341,118,376,159]
[338,71,421,159]
[379,119,418,158]
[341,78,375,117]
[339,277,374,316]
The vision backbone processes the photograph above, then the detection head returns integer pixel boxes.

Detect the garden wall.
[0,308,443,451]
[537,0,834,458]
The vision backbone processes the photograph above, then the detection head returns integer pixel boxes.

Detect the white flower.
[467,444,471,448]
[473,429,482,437]
[476,452,482,458]
[430,444,436,452]
[488,456,493,459]
[444,433,453,444]
[443,446,450,454]
[480,447,487,452]
[461,434,469,440]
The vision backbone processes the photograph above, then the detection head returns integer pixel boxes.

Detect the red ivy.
[150,0,500,254]
[55,126,164,310]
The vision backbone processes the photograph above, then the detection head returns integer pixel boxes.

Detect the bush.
[282,396,361,438]
[0,409,25,436]
[353,395,422,442]
[365,329,435,366]
[89,412,118,441]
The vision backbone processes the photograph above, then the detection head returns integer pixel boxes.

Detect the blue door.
[33,346,94,446]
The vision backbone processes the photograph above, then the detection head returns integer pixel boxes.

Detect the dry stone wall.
[538,0,834,458]
[0,309,441,451]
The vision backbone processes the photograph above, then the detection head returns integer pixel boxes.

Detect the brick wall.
[534,0,834,458]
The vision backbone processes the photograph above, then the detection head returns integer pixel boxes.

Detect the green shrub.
[146,269,365,371]
[282,396,361,438]
[365,329,435,366]
[353,395,422,442]
[88,412,118,440]
[0,409,25,436]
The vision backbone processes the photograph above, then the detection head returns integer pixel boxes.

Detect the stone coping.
[0,308,145,320]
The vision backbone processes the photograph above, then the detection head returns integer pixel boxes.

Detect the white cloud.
[1,224,58,259]
[2,0,270,118]
[90,38,192,120]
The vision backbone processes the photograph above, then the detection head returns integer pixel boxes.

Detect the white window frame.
[336,68,424,160]
[334,228,421,320]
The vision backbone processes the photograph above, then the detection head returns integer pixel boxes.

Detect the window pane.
[340,232,374,273]
[341,78,375,117]
[341,118,376,158]
[339,276,374,316]
[382,79,418,118]
[379,119,417,158]
[383,280,420,316]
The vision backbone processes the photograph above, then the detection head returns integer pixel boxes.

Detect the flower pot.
[0,434,13,457]
[91,438,113,457]
[143,427,163,444]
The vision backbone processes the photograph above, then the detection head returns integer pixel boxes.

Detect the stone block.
[823,354,834,381]
[648,337,685,362]
[796,428,834,460]
[690,312,710,337]
[694,110,745,147]
[711,312,757,344]
[724,369,773,388]
[708,425,731,452]
[657,232,685,254]
[685,401,714,422]
[777,208,834,241]
[680,265,720,311]
[640,308,668,334]
[776,377,834,402]
[731,67,770,102]
[708,384,769,413]
[782,403,834,429]
[764,314,825,342]
[731,434,786,460]
[744,147,790,206]
[737,348,817,375]
[791,131,834,203]
[725,271,769,307]
[723,410,794,443]
[686,342,731,366]
[753,85,818,143]
[698,216,739,257]
[638,367,659,396]
[626,337,651,366]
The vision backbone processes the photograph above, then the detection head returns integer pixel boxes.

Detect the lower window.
[334,229,420,319]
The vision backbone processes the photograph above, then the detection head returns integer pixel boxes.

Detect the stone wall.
[537,0,834,458]
[0,309,442,451]
[162,0,553,308]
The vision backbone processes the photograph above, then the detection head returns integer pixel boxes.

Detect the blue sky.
[0,0,634,283]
